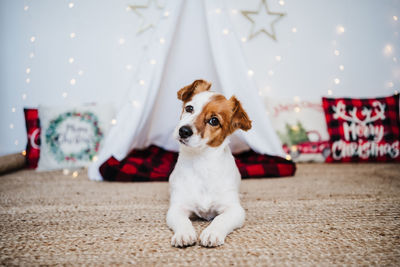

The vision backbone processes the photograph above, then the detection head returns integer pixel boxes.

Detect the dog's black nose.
[179,126,193,139]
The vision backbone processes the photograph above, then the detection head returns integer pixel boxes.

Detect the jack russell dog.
[167,79,252,247]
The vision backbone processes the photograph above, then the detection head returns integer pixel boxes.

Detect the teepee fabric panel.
[203,0,285,157]
[88,0,184,180]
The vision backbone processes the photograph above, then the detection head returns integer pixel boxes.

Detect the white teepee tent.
[89,0,284,181]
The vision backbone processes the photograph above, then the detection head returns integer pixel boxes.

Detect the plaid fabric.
[99,145,296,182]
[23,108,41,168]
[322,95,400,162]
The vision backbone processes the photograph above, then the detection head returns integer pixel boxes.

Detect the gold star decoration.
[241,0,286,41]
[128,0,164,34]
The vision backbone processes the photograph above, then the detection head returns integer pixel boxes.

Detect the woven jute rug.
[1,163,399,266]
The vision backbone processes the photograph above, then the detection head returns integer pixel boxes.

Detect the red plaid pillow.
[99,145,296,182]
[322,95,400,162]
[23,108,41,168]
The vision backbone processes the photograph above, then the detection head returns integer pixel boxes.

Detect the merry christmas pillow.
[36,104,114,171]
[24,108,41,168]
[265,98,330,162]
[322,95,400,162]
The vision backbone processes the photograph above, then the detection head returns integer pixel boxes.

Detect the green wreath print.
[45,111,103,163]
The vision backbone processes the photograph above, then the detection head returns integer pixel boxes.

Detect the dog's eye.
[185,105,194,113]
[208,117,220,126]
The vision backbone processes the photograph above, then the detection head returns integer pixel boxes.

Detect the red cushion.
[23,108,41,168]
[322,95,400,162]
[99,145,296,182]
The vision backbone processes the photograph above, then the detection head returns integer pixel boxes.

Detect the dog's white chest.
[169,147,241,221]
[191,184,220,220]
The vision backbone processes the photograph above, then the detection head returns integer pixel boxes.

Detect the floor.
[0,163,399,266]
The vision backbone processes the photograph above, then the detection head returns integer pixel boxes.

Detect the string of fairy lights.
[6,0,399,171]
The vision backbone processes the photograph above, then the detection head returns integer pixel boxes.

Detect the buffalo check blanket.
[99,145,296,182]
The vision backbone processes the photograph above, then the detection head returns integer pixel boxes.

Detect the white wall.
[1,0,399,156]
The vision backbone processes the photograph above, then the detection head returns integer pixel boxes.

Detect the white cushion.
[37,103,115,171]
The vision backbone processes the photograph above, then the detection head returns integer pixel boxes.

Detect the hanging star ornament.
[241,0,286,41]
[128,0,164,34]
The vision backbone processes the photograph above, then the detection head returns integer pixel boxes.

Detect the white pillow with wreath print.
[37,103,114,171]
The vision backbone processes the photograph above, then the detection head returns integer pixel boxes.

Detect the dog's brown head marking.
[194,94,252,147]
[177,79,212,103]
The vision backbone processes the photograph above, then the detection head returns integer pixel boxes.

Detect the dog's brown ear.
[177,79,212,102]
[229,96,252,132]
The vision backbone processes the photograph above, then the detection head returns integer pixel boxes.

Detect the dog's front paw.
[199,228,225,247]
[171,228,197,247]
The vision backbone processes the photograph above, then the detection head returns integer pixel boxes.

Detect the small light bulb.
[22,93,27,100]
[22,150,27,156]
[11,107,16,112]
[111,119,117,125]
[119,38,125,45]
[393,15,398,21]
[395,90,399,95]
[29,52,35,59]
[30,36,36,43]
[159,38,165,44]
[125,64,132,70]
[387,81,394,88]
[63,169,70,175]
[9,124,14,129]
[247,70,254,76]
[275,56,282,62]
[69,2,74,8]
[126,6,132,12]
[241,37,247,42]
[92,155,98,162]
[139,80,145,85]
[383,44,393,56]
[285,154,292,161]
[327,89,333,95]
[70,79,76,85]
[336,25,345,34]
[293,96,301,102]
[291,27,297,33]
[231,9,238,15]
[294,107,301,113]
[164,11,170,17]
[26,78,30,84]
[334,49,340,56]
[279,0,285,6]
[334,78,340,84]
[26,68,31,74]
[222,29,229,35]
[339,65,344,71]
[24,5,29,11]
[70,32,76,39]
[215,8,221,14]
[62,92,68,98]
[72,171,78,178]
[132,100,141,108]
[78,70,84,76]
[149,59,156,65]
[69,57,74,64]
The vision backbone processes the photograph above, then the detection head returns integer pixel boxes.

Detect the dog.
[166,79,252,247]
